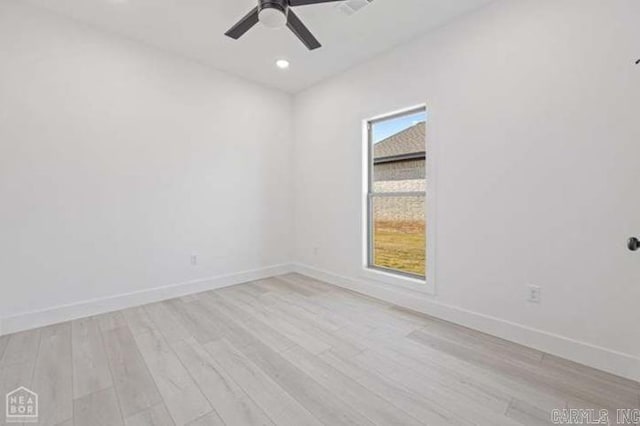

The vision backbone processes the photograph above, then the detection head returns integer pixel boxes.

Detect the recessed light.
[276,59,290,70]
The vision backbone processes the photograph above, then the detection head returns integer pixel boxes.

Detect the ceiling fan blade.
[286,10,321,50]
[224,7,259,39]
[289,0,344,6]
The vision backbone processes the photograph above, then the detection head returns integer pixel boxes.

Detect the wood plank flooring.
[1,273,638,426]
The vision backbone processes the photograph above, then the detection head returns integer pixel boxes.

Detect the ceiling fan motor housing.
[259,0,288,14]
[258,0,288,28]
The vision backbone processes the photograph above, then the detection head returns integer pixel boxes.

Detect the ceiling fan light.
[259,8,287,29]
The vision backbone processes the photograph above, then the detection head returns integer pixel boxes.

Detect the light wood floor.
[1,273,638,426]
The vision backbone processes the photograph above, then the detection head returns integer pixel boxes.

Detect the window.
[366,107,427,280]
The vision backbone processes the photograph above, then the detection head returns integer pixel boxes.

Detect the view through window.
[367,107,426,278]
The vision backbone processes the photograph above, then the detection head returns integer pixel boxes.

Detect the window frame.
[363,104,436,293]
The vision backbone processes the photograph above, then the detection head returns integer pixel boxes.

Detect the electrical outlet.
[190,254,198,266]
[527,285,541,303]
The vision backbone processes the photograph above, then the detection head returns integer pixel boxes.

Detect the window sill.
[361,267,435,295]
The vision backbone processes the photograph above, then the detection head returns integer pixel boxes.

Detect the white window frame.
[361,104,436,295]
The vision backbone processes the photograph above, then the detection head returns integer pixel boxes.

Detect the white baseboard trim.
[0,264,293,337]
[292,263,640,383]
[2,261,638,382]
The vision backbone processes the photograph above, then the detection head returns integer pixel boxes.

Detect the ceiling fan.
[225,0,345,51]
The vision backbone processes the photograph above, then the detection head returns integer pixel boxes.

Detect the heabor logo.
[5,387,38,423]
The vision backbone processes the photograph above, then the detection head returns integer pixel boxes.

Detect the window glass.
[368,108,426,279]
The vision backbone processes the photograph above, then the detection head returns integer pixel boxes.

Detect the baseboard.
[0,263,294,337]
[292,263,640,383]
[2,261,638,383]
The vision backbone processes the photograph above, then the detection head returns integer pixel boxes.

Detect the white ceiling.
[24,0,494,93]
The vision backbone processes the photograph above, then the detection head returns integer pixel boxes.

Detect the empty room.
[1,0,639,425]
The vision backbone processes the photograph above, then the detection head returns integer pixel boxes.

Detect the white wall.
[0,1,293,332]
[293,0,640,380]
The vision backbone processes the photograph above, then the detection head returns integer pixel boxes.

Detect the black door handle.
[628,237,640,251]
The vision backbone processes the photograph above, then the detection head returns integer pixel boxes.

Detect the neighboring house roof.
[374,122,425,163]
